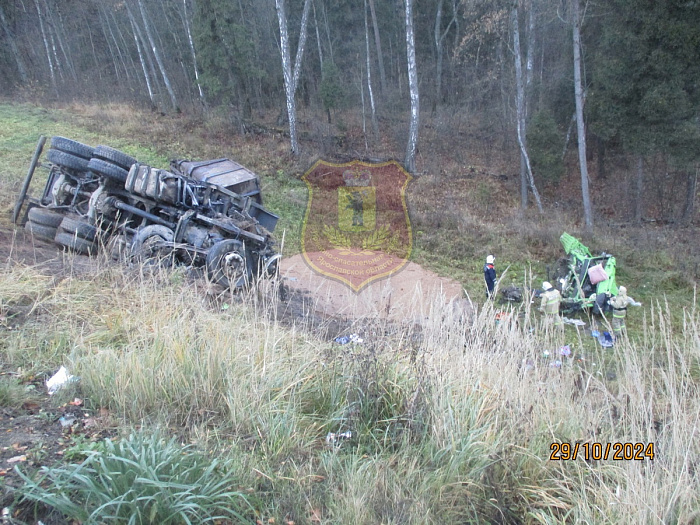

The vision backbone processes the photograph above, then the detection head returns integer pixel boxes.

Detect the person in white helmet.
[483,254,497,299]
[608,285,642,338]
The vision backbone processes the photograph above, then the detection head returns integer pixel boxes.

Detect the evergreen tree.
[589,0,700,165]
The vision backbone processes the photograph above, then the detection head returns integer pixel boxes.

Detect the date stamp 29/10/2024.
[550,442,654,461]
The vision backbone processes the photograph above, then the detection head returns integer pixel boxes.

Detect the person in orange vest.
[608,286,642,338]
[483,255,497,299]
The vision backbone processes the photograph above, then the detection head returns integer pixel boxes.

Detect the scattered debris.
[334,334,363,345]
[597,331,614,348]
[563,317,586,326]
[46,366,78,395]
[325,431,352,445]
[59,416,76,429]
[559,345,572,357]
[521,358,535,372]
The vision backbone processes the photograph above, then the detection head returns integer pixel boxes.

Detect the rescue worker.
[539,281,563,342]
[483,255,497,299]
[608,286,642,338]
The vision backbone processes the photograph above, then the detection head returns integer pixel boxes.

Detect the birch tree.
[572,0,593,229]
[512,1,543,212]
[364,0,378,137]
[136,0,178,111]
[180,0,205,105]
[126,4,156,106]
[275,0,312,156]
[367,0,386,95]
[404,0,419,173]
[34,0,57,93]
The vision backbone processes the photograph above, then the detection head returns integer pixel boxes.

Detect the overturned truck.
[13,136,280,288]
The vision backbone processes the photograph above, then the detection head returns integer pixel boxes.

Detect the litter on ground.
[325,431,352,445]
[46,366,78,395]
[597,331,614,348]
[334,334,363,345]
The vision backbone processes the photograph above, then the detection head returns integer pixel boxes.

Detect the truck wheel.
[206,239,252,288]
[27,207,65,228]
[58,215,99,242]
[87,158,129,184]
[131,225,175,264]
[25,221,58,242]
[47,149,90,172]
[55,231,98,255]
[93,145,137,171]
[50,136,94,159]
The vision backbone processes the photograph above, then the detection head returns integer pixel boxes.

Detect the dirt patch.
[279,252,466,322]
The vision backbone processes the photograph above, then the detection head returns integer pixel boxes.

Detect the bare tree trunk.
[275,0,312,156]
[364,0,379,137]
[634,155,644,224]
[572,0,593,230]
[181,0,205,106]
[526,0,535,88]
[681,166,698,226]
[126,4,156,106]
[0,3,28,83]
[562,112,575,159]
[49,1,77,82]
[34,0,57,94]
[97,4,127,80]
[137,0,178,112]
[312,0,323,71]
[512,4,543,213]
[291,0,312,97]
[434,0,456,108]
[404,0,420,173]
[110,8,140,80]
[368,0,386,95]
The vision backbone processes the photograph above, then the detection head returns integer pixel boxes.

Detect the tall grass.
[2,248,698,523]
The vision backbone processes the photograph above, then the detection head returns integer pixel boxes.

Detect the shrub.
[16,431,254,524]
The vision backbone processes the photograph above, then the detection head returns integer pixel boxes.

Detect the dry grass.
[1,244,698,523]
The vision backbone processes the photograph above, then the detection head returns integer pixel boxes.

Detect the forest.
[1,0,699,227]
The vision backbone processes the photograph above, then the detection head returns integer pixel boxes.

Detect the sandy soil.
[279,252,466,322]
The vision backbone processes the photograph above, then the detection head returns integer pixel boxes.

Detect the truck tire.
[25,221,58,242]
[206,239,253,288]
[58,215,99,242]
[27,207,65,228]
[131,225,175,264]
[93,145,137,171]
[55,231,98,255]
[47,149,90,172]
[87,158,129,183]
[50,136,94,159]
